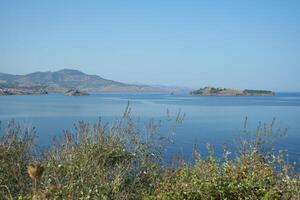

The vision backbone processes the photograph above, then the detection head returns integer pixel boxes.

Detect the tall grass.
[0,107,299,199]
[0,120,36,198]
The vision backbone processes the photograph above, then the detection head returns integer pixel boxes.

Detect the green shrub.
[0,120,36,198]
[0,109,299,200]
[147,119,300,200]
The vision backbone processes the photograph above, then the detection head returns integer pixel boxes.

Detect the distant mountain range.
[0,69,185,93]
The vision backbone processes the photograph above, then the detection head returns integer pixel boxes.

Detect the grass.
[0,106,299,199]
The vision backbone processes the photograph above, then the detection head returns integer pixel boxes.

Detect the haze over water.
[0,92,299,165]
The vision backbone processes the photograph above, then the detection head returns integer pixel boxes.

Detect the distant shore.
[190,87,275,96]
[0,88,48,96]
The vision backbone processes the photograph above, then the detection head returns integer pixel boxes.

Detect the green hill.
[0,69,166,92]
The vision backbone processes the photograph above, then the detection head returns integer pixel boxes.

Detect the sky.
[0,0,299,91]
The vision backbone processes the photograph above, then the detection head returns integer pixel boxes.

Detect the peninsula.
[0,69,183,95]
[190,87,275,96]
[0,88,48,96]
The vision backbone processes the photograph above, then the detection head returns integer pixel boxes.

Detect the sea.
[0,92,299,166]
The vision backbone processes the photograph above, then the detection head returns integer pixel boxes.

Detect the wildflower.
[27,163,44,180]
[224,151,231,157]
[27,163,44,194]
[32,193,49,200]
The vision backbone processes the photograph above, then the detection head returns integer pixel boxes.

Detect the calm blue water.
[0,92,300,165]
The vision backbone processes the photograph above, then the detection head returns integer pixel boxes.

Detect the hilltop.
[190,86,275,96]
[0,69,174,93]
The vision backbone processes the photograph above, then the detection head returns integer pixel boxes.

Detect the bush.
[0,109,299,200]
[149,151,299,199]
[0,120,36,197]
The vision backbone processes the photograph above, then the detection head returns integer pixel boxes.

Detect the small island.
[64,89,89,96]
[190,87,274,96]
[0,88,48,96]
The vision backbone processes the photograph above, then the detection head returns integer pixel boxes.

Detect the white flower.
[225,151,231,157]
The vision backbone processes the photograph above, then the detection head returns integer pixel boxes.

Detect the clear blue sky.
[0,0,299,91]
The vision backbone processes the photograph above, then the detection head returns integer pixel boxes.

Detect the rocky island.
[64,89,89,96]
[190,87,275,96]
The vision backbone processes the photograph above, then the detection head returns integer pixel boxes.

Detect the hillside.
[0,69,169,92]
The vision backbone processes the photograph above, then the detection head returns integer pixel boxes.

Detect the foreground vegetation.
[0,107,299,199]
